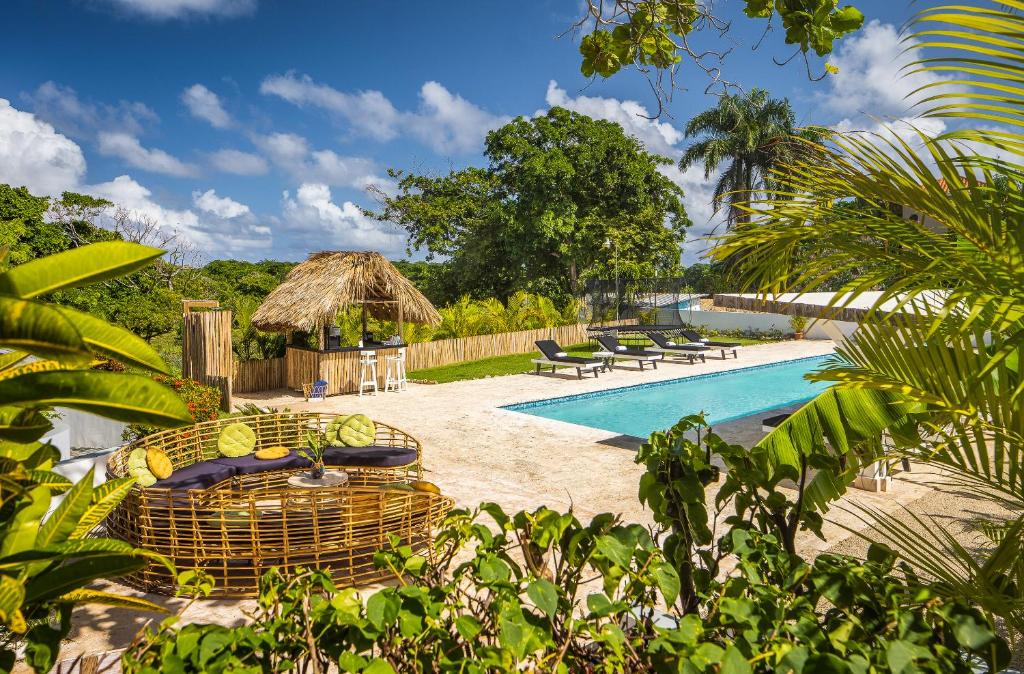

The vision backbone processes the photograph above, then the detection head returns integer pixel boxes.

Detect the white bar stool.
[384,347,408,392]
[358,350,378,396]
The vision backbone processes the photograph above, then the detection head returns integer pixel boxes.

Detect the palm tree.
[715,0,1024,636]
[680,88,801,228]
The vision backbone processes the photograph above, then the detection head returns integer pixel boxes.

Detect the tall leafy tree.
[680,88,802,228]
[373,108,690,302]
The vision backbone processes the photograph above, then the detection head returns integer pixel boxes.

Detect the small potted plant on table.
[300,430,327,480]
[789,314,808,340]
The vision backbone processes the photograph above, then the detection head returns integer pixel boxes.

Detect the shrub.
[121,417,1009,673]
[123,376,220,441]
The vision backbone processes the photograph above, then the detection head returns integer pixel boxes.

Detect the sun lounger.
[678,330,742,359]
[646,332,708,363]
[532,340,605,379]
[594,335,663,370]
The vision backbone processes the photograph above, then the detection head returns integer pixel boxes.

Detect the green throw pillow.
[127,447,157,487]
[325,414,375,447]
[218,423,256,457]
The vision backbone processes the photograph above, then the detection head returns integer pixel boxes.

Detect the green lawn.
[409,336,775,384]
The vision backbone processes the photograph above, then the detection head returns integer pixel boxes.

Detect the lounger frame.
[592,350,662,370]
[531,358,604,379]
[646,347,706,364]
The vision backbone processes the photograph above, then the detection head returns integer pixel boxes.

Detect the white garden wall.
[678,310,858,341]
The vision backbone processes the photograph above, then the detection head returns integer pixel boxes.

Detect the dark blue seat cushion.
[152,461,237,490]
[210,450,309,475]
[323,445,417,468]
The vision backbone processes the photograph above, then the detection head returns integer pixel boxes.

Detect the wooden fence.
[404,323,594,371]
[231,322,633,393]
[233,357,287,393]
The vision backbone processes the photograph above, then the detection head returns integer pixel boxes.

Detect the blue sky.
[1,0,919,264]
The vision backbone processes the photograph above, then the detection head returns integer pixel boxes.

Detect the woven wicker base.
[104,413,452,597]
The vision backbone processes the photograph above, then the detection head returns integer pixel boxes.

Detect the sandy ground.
[40,339,1019,671]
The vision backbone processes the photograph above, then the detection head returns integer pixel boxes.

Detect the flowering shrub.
[122,375,220,441]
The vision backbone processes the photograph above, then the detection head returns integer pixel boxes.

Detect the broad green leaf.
[0,296,88,361]
[23,555,147,604]
[0,352,28,371]
[0,241,163,299]
[363,659,396,674]
[36,469,94,548]
[0,575,25,632]
[55,305,170,374]
[0,371,192,427]
[454,614,482,640]
[0,485,50,557]
[720,645,752,674]
[653,561,680,607]
[71,478,137,539]
[366,591,400,629]
[55,588,167,614]
[0,406,51,443]
[525,578,558,618]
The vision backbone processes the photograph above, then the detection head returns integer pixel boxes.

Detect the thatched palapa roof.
[252,251,441,333]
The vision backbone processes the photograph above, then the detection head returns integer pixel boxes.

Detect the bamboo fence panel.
[233,357,287,393]
[182,309,234,411]
[404,322,600,371]
[286,347,319,390]
[235,322,636,394]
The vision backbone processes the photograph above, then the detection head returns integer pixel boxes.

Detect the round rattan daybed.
[104,412,454,597]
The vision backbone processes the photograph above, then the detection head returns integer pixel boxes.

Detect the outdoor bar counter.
[285,343,405,396]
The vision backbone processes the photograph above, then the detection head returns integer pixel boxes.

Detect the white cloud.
[823,21,951,119]
[281,183,405,254]
[208,148,268,175]
[192,188,250,218]
[260,74,400,141]
[260,73,508,154]
[182,84,231,128]
[21,81,158,140]
[0,98,87,195]
[97,131,198,177]
[94,0,257,20]
[89,175,270,255]
[544,81,683,155]
[407,81,510,154]
[89,175,199,230]
[251,131,388,191]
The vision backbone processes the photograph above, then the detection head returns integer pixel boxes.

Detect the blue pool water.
[504,355,833,438]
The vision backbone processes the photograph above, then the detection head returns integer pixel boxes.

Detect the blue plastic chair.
[306,379,328,401]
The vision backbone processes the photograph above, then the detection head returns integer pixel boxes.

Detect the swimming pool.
[503,355,833,438]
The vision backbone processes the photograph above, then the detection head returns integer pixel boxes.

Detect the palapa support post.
[398,296,405,342]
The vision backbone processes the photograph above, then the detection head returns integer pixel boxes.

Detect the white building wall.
[679,310,858,341]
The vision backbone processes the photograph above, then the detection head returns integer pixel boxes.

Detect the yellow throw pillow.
[218,423,256,457]
[127,448,157,487]
[410,480,440,495]
[146,448,173,480]
[255,446,290,460]
[337,414,376,447]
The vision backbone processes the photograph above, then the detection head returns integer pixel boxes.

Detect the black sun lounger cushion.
[210,450,309,475]
[648,333,710,351]
[595,335,659,357]
[535,340,602,364]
